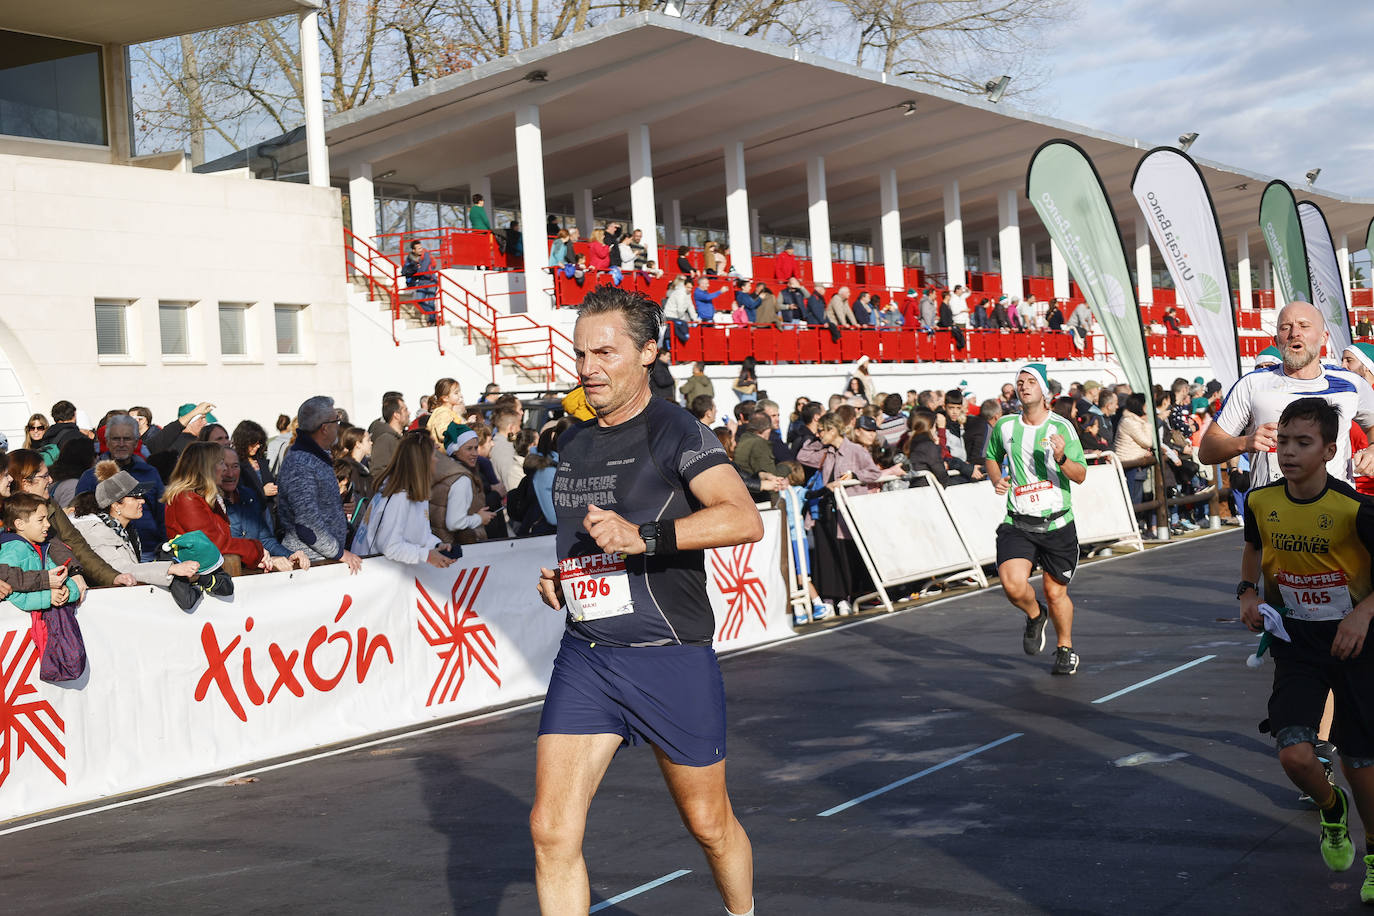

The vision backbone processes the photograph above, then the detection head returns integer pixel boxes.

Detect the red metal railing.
[344,229,575,384]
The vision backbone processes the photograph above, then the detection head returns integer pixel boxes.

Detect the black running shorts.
[995,521,1079,585]
[1269,628,1374,759]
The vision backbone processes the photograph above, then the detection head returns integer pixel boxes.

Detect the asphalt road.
[7,530,1368,914]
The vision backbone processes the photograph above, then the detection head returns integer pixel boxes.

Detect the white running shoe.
[837,600,853,617]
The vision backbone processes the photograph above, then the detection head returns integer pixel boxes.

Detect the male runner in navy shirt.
[533,286,763,916]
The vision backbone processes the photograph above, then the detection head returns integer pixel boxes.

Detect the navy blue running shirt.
[553,397,730,647]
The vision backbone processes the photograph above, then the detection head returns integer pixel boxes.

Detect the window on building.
[0,30,106,145]
[94,300,129,356]
[275,305,303,355]
[218,303,248,356]
[159,302,190,356]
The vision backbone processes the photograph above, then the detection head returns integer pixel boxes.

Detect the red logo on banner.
[194,595,395,723]
[0,629,66,788]
[417,568,500,706]
[712,543,768,641]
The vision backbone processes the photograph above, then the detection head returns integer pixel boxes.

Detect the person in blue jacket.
[693,277,727,321]
[733,279,760,322]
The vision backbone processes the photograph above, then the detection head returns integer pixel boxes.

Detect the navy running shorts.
[995,521,1080,585]
[538,632,728,767]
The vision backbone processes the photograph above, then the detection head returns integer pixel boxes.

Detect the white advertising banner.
[1131,148,1240,391]
[1297,200,1352,355]
[843,486,979,584]
[0,512,791,822]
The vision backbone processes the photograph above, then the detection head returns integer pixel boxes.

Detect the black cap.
[855,416,878,431]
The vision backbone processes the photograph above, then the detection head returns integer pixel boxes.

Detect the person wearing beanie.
[1342,343,1374,496]
[277,395,363,574]
[71,461,200,587]
[1254,345,1282,368]
[983,362,1088,675]
[429,424,494,553]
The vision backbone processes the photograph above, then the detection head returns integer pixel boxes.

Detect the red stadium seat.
[917,332,935,361]
[859,329,881,361]
[727,327,753,363]
[819,329,843,363]
[934,330,952,361]
[752,327,778,363]
[701,326,728,363]
[774,329,800,362]
[673,325,703,363]
[840,330,862,362]
[798,329,821,363]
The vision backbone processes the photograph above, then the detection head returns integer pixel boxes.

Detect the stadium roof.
[206,11,1374,250]
[4,0,320,46]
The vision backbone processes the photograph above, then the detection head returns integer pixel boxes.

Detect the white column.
[723,141,754,279]
[347,163,376,266]
[1339,232,1353,306]
[806,156,833,285]
[298,11,330,188]
[626,124,658,266]
[1050,239,1070,300]
[942,180,966,288]
[998,189,1023,302]
[665,199,682,247]
[1237,231,1252,310]
[573,189,593,236]
[515,104,551,314]
[1135,213,1153,306]
[879,168,903,292]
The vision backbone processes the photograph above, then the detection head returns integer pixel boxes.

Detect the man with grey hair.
[277,396,363,573]
[74,412,165,560]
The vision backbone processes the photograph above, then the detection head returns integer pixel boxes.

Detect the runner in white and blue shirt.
[1201,302,1374,487]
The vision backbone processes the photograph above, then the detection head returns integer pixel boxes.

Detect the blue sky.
[1028,0,1374,200]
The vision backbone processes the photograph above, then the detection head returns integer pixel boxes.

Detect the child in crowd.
[0,493,87,680]
[1240,398,1374,904]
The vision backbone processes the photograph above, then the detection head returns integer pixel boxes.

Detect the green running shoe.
[1361,854,1374,904]
[1320,785,1355,872]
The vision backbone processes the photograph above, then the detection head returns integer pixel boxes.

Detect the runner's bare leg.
[530,732,624,915]
[997,558,1040,618]
[654,746,754,914]
[1042,572,1073,648]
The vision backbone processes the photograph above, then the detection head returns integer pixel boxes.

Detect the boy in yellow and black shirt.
[1240,397,1374,904]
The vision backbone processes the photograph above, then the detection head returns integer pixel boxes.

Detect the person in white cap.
[983,362,1087,675]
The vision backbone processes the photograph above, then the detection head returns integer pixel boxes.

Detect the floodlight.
[1305,168,1322,186]
[1178,132,1198,152]
[902,100,918,117]
[658,0,683,16]
[984,75,1011,103]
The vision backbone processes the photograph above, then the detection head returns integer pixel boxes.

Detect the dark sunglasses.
[27,423,46,431]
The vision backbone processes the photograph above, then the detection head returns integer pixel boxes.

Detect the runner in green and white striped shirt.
[983,363,1088,675]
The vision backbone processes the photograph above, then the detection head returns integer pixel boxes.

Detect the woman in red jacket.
[164,441,264,569]
[587,228,611,270]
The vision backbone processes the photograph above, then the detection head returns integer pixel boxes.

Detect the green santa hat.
[162,530,224,574]
[1345,342,1374,378]
[1016,362,1050,399]
[1254,345,1282,367]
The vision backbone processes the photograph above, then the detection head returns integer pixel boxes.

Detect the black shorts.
[995,521,1079,585]
[1269,628,1374,760]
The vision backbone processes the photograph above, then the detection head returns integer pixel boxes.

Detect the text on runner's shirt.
[553,469,620,509]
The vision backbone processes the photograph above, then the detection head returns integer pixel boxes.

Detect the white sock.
[726,902,755,916]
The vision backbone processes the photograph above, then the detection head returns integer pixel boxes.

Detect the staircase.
[344,230,577,388]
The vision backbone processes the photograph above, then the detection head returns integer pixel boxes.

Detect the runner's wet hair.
[1278,396,1339,444]
[578,286,663,351]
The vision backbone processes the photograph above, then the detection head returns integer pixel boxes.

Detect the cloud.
[1029,0,1374,196]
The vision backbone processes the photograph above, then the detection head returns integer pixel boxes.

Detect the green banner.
[1259,180,1310,305]
[1026,140,1156,432]
[1366,217,1374,274]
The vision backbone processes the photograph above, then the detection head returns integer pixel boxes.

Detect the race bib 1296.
[560,553,634,622]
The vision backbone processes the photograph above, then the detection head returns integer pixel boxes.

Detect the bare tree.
[130,0,1070,159]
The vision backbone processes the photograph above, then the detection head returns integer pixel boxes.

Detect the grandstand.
[4,9,1374,434]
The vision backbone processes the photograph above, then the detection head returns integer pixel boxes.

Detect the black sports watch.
[1236,580,1258,599]
[639,522,659,556]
